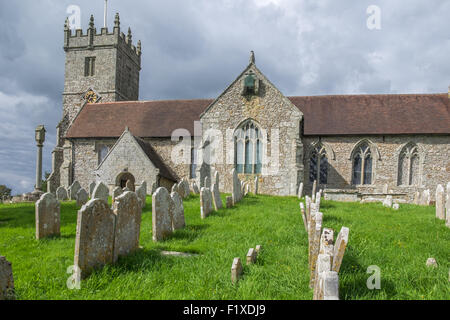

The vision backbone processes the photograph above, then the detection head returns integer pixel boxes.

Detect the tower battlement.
[64,13,141,67]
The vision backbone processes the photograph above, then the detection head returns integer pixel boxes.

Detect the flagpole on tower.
[104,0,108,28]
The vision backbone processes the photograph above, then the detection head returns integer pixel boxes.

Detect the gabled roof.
[65,93,449,137]
[97,129,177,182]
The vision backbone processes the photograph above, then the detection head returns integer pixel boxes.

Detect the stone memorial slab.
[76,188,89,207]
[35,192,60,239]
[171,191,185,230]
[212,172,223,211]
[136,181,147,209]
[436,184,445,220]
[113,191,142,262]
[254,177,259,195]
[92,182,109,204]
[192,181,200,194]
[0,256,15,300]
[74,199,116,279]
[112,187,123,205]
[312,180,317,198]
[56,186,68,201]
[298,182,304,199]
[246,248,257,265]
[231,257,243,284]
[200,187,213,219]
[299,202,307,231]
[152,187,173,242]
[68,181,81,200]
[332,226,349,273]
[89,182,96,198]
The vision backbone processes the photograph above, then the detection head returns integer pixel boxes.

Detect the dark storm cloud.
[0,0,448,194]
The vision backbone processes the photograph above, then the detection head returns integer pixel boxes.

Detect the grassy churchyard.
[0,194,448,300]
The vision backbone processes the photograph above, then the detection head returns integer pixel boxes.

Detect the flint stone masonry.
[112,191,142,262]
[171,191,185,230]
[56,186,68,201]
[92,182,110,204]
[76,188,89,207]
[35,193,61,239]
[231,258,243,284]
[0,256,15,300]
[212,172,223,210]
[68,181,81,200]
[74,199,116,279]
[435,184,445,220]
[152,187,173,241]
[200,187,213,219]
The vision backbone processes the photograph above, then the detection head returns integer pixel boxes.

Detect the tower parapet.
[63,13,141,68]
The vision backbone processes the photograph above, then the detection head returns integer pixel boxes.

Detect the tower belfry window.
[85,57,96,76]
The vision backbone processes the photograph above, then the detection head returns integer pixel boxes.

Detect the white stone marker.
[212,172,223,210]
[35,192,60,239]
[435,184,445,220]
[200,187,213,219]
[298,182,304,199]
[171,191,185,230]
[231,258,243,284]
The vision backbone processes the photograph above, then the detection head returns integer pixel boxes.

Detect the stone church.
[47,14,450,202]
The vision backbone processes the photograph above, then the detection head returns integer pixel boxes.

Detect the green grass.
[0,194,448,300]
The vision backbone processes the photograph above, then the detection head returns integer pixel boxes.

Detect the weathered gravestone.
[299,202,307,231]
[231,169,241,205]
[152,187,173,241]
[89,182,96,198]
[313,253,332,300]
[231,257,243,285]
[212,172,223,211]
[0,256,15,300]
[309,212,323,288]
[113,191,142,262]
[332,226,349,273]
[200,187,213,219]
[254,177,259,195]
[171,183,179,196]
[76,188,89,207]
[319,271,339,300]
[413,191,420,205]
[112,187,123,205]
[136,181,147,209]
[246,248,257,265]
[56,186,68,201]
[204,176,211,190]
[126,179,135,192]
[35,192,60,239]
[191,181,200,194]
[74,199,116,279]
[171,191,185,230]
[151,182,157,195]
[92,182,109,204]
[312,180,317,199]
[181,179,190,198]
[435,184,445,220]
[226,196,233,208]
[68,181,81,200]
[383,195,393,208]
[421,189,431,206]
[298,182,304,199]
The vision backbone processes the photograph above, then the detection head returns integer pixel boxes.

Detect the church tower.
[47,13,142,192]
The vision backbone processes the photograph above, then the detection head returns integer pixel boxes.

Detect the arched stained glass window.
[309,144,328,184]
[351,143,372,185]
[398,144,420,186]
[234,120,262,174]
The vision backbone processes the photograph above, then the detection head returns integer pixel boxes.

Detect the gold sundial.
[84,90,99,103]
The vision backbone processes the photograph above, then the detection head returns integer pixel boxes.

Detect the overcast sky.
[0,0,448,195]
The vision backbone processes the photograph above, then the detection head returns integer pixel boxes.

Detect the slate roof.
[66,93,449,138]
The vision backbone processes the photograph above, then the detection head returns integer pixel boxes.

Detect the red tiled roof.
[66,93,449,138]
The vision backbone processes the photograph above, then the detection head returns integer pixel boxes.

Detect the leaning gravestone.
[212,172,223,210]
[112,191,142,262]
[35,192,60,239]
[89,182,96,198]
[56,186,68,201]
[0,256,15,300]
[68,181,81,201]
[92,182,109,204]
[200,187,213,219]
[298,182,304,199]
[435,184,445,220]
[74,199,116,279]
[76,188,89,207]
[332,226,349,273]
[170,191,185,230]
[231,257,243,285]
[136,181,147,209]
[152,187,173,241]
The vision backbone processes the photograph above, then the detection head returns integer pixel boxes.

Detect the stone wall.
[200,62,304,196]
[303,135,450,201]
